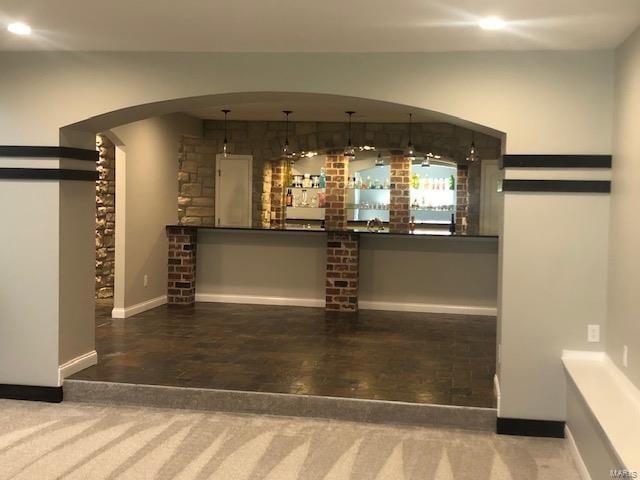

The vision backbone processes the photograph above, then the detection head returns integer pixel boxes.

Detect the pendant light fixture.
[466,132,480,163]
[343,111,356,159]
[282,110,295,162]
[375,152,385,167]
[404,113,416,161]
[221,109,231,157]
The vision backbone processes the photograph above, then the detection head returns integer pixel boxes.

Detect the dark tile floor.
[71,302,497,408]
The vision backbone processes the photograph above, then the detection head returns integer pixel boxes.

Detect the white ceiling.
[1,0,639,52]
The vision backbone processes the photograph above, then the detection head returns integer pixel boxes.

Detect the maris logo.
[610,470,638,479]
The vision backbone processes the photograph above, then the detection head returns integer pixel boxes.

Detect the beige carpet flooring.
[0,399,580,479]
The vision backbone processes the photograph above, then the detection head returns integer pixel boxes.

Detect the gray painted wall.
[607,26,640,388]
[59,180,96,365]
[195,230,498,311]
[359,236,498,309]
[196,230,326,301]
[110,114,203,309]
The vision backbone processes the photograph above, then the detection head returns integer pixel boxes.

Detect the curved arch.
[61,91,505,146]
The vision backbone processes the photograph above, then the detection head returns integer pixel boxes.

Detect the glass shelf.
[289,186,325,190]
[346,205,389,210]
[411,207,455,212]
[347,188,390,191]
[286,206,325,209]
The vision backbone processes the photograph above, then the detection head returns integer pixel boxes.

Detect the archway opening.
[64,91,504,414]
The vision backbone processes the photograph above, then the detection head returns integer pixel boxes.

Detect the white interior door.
[479,159,502,235]
[215,154,252,227]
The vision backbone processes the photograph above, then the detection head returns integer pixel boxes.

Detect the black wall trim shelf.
[0,384,63,403]
[502,154,612,169]
[497,417,565,438]
[502,179,611,193]
[0,168,98,181]
[0,145,99,162]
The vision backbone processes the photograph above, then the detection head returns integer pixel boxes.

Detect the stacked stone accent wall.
[456,166,470,234]
[324,155,348,231]
[326,232,359,312]
[167,226,198,305]
[178,137,216,226]
[95,134,116,299]
[389,155,411,233]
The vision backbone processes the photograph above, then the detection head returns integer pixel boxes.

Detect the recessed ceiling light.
[7,22,32,36]
[478,16,506,30]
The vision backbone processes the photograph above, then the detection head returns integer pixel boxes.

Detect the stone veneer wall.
[177,137,216,226]
[177,121,501,232]
[95,134,116,299]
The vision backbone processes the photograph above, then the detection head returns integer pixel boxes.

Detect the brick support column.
[389,154,411,233]
[326,232,359,312]
[324,154,348,231]
[270,159,287,228]
[456,165,469,234]
[167,226,198,305]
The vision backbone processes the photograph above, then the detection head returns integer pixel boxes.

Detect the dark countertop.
[166,225,499,240]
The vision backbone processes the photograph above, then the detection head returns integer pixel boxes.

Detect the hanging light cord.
[222,109,230,144]
[408,113,413,147]
[283,110,292,147]
[346,111,355,147]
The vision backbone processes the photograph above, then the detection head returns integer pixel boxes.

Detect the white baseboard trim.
[565,425,593,480]
[494,374,501,415]
[358,300,497,316]
[112,295,167,319]
[195,294,495,316]
[195,293,325,308]
[58,350,97,386]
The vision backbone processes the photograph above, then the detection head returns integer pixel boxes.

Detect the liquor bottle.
[286,189,293,207]
[319,168,326,188]
[449,213,456,234]
[412,173,420,189]
[449,175,455,190]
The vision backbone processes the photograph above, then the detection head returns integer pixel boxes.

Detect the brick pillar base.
[326,232,359,312]
[167,226,197,305]
[389,154,411,233]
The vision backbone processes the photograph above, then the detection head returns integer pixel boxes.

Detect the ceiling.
[1,0,639,52]
[185,93,450,123]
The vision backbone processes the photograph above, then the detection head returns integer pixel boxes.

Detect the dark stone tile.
[72,301,497,408]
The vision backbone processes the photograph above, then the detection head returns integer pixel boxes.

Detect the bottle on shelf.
[319,168,326,188]
[449,213,456,234]
[411,173,420,189]
[449,175,455,190]
[285,188,293,207]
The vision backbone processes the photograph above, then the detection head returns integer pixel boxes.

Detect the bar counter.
[166,224,499,315]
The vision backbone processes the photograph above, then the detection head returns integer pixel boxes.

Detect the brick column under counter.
[456,165,469,234]
[326,231,359,313]
[167,226,198,305]
[324,154,348,231]
[389,154,411,233]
